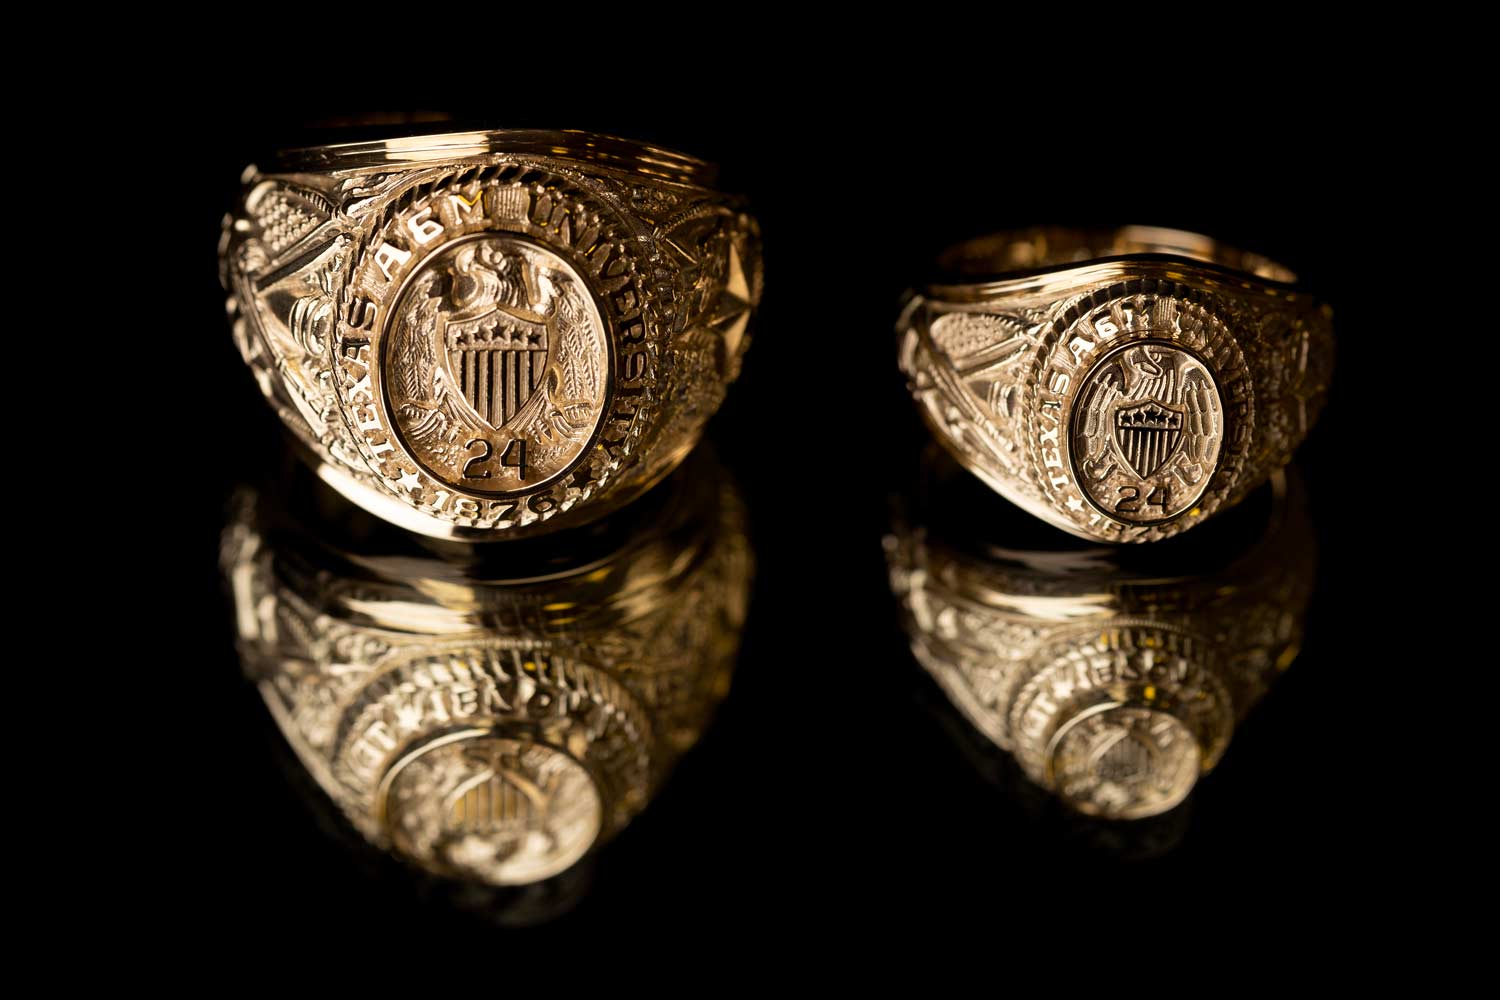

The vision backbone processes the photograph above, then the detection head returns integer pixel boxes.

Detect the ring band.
[898,226,1332,543]
[221,128,761,540]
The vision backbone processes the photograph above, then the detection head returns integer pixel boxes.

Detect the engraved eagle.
[385,237,609,479]
[451,241,530,318]
[1076,345,1220,477]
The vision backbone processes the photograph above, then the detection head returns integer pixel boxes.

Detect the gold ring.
[221,128,761,540]
[222,449,751,887]
[886,449,1314,820]
[898,226,1332,542]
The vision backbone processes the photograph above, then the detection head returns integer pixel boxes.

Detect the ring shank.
[934,225,1297,285]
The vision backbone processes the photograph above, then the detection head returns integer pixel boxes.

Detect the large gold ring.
[222,449,751,887]
[221,128,761,540]
[898,226,1333,543]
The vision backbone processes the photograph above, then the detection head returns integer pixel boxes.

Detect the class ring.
[897,226,1333,543]
[220,128,762,540]
[222,449,751,886]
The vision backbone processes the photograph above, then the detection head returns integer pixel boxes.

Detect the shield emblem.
[441,307,550,430]
[1113,399,1185,478]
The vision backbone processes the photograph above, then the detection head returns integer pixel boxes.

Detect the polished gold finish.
[222,452,751,886]
[899,226,1332,543]
[886,451,1315,819]
[221,128,761,540]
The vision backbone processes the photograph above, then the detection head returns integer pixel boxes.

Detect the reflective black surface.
[147,101,1405,944]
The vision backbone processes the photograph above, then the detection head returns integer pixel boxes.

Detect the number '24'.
[462,437,528,481]
[1116,485,1170,513]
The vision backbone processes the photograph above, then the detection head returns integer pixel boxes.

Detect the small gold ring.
[886,450,1315,820]
[898,225,1333,543]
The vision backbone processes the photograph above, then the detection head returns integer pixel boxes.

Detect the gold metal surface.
[221,127,761,540]
[886,450,1315,819]
[222,452,752,886]
[899,225,1333,543]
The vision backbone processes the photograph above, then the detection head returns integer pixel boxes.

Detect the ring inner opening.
[936,226,1297,284]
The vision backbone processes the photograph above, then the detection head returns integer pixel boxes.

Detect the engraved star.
[1066,497,1086,512]
[396,469,422,493]
[703,241,754,366]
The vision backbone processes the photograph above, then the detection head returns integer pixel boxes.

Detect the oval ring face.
[1068,341,1223,525]
[381,736,603,886]
[1047,706,1201,820]
[1024,281,1254,542]
[384,234,610,496]
[330,167,658,535]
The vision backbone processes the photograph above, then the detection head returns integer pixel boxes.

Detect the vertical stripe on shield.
[491,352,504,426]
[452,347,551,426]
[1117,425,1182,479]
[507,351,520,423]
[477,352,490,423]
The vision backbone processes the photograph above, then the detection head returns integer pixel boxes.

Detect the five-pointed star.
[662,234,754,362]
[704,242,754,361]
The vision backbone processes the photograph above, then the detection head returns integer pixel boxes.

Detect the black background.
[142,91,1410,945]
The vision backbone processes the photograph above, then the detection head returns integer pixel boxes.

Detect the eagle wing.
[394,295,441,403]
[1077,362,1123,463]
[1180,367,1221,464]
